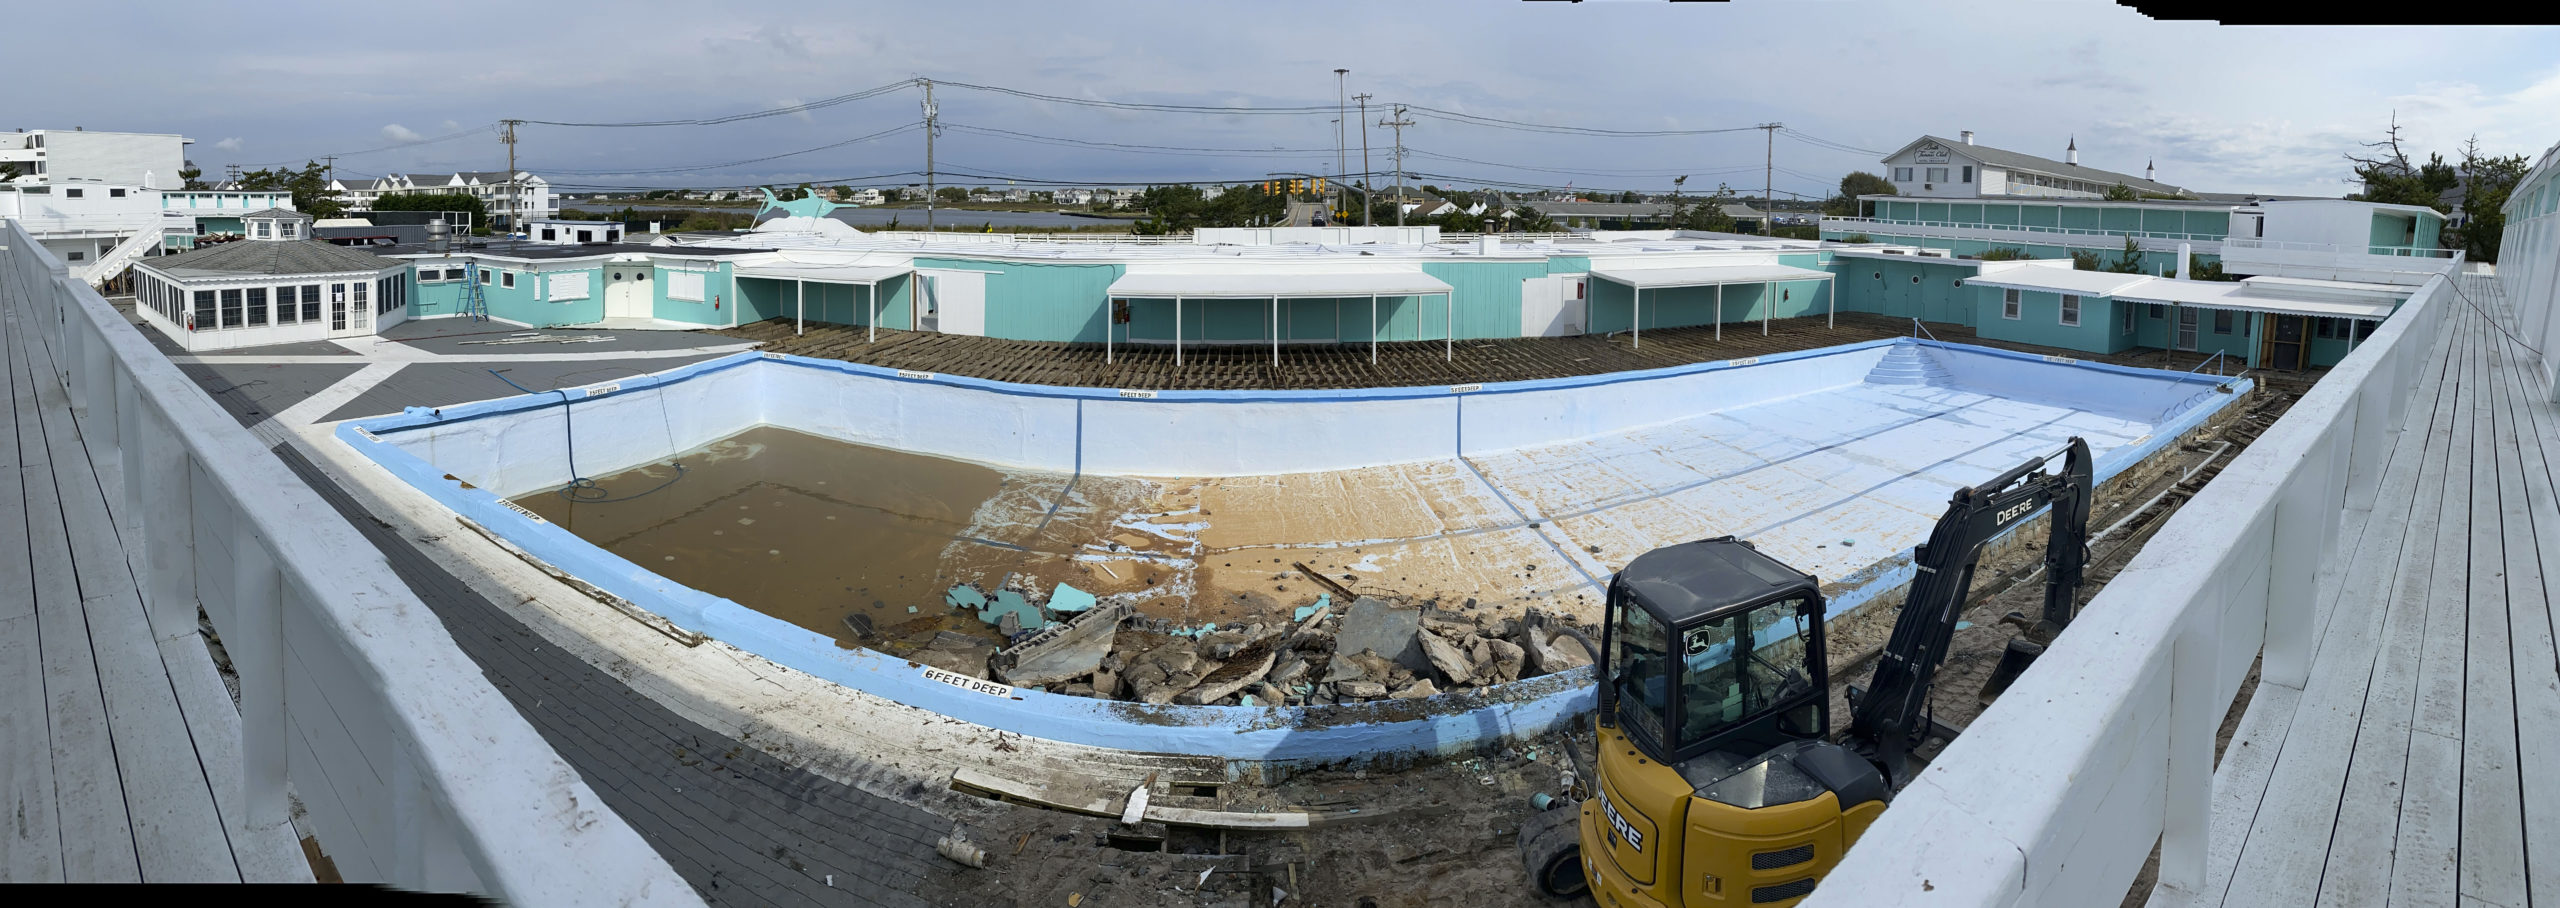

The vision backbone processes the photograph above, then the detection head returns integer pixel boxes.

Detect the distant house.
[1055,189,1094,206]
[330,171,556,228]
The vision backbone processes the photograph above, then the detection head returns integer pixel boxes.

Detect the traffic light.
[1315,178,1327,194]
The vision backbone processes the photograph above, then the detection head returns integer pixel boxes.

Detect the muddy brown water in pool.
[513,425,1039,650]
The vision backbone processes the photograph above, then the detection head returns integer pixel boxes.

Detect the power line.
[1780,127,1887,157]
[535,122,922,175]
[930,79,1337,115]
[1403,104,1764,138]
[941,123,1337,158]
[518,81,913,127]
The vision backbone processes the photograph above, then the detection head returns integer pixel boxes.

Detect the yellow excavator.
[1520,437,2093,907]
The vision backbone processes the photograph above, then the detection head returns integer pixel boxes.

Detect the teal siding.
[1424,260,1545,339]
[1122,296,1443,344]
[650,262,733,326]
[737,273,912,329]
[2412,213,2443,252]
[1829,257,1977,326]
[1547,256,1591,274]
[2184,211,2229,238]
[1587,276,1837,334]
[915,258,1120,343]
[1973,289,2135,354]
[2369,213,2416,253]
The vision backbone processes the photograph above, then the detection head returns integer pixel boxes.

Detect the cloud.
[212,137,243,152]
[441,119,462,132]
[380,124,423,143]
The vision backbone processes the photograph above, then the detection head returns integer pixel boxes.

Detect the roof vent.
[1960,130,1975,145]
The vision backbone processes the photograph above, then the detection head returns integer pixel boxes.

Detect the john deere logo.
[1602,792,1645,853]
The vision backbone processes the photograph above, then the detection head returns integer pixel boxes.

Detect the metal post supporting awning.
[1589,263,1836,348]
[1107,269,1457,369]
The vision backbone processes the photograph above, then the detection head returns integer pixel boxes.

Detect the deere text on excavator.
[1520,436,2094,906]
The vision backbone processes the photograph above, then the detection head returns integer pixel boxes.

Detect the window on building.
[2122,302,2136,334]
[64,188,83,199]
[247,287,271,326]
[195,222,207,236]
[541,228,556,241]
[66,251,84,261]
[193,290,215,328]
[1962,166,1973,183]
[281,222,297,239]
[577,229,594,242]
[1925,167,1947,184]
[2060,294,2082,327]
[220,288,243,328]
[1894,167,1914,182]
[2213,310,2234,335]
[2148,303,2165,319]
[301,285,321,322]
[275,286,297,324]
[2002,288,2022,320]
[479,268,492,285]
[2315,317,2337,339]
[2354,319,2376,340]
[254,221,271,239]
[501,271,515,289]
[110,188,126,198]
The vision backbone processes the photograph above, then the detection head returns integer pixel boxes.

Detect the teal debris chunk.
[1048,583,1098,613]
[1240,694,1255,707]
[1293,595,1332,622]
[980,590,1046,630]
[945,586,988,610]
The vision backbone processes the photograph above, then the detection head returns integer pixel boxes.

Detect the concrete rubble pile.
[885,581,1596,707]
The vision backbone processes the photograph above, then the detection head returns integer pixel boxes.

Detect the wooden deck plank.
[12,320,239,882]
[2382,311,2484,908]
[2219,307,2467,908]
[0,306,60,883]
[2311,313,2474,908]
[155,633,313,883]
[9,314,141,883]
[2457,310,2529,906]
[2488,292,2560,908]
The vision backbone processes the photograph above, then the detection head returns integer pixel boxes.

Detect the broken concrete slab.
[1390,679,1440,699]
[1177,636,1277,705]
[911,633,996,679]
[1336,680,1387,699]
[1418,631,1475,686]
[995,601,1132,686]
[1329,597,1426,676]
[1321,647,1396,684]
[1525,623,1593,677]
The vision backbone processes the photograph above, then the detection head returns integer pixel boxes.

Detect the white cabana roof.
[1106,270,1452,298]
[1961,265,2154,296]
[731,263,912,283]
[2112,279,2399,320]
[1588,263,1833,289]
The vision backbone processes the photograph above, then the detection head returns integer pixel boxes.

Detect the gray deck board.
[2209,280,2560,908]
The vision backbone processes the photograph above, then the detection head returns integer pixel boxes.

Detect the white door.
[326,281,369,338]
[915,270,985,335]
[1519,276,1588,337]
[604,266,653,319]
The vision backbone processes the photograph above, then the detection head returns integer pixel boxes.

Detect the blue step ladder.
[461,261,490,322]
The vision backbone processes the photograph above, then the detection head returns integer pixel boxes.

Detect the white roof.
[2112,279,2399,320]
[1587,263,1834,288]
[1106,270,1452,298]
[731,263,912,283]
[1961,265,2154,296]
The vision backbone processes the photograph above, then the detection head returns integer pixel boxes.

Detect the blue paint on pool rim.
[339,339,2244,765]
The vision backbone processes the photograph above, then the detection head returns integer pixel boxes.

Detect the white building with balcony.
[1877,132,2189,200]
[330,170,556,228]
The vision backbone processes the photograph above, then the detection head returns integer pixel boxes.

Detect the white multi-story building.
[329,170,556,228]
[0,128,189,187]
[1875,131,2188,200]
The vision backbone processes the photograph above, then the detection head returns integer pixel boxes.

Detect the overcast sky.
[17,2,2555,198]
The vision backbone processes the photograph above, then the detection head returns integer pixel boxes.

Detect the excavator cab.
[1549,539,1890,907]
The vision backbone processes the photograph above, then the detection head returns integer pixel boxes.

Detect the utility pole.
[1354,93,1371,225]
[921,79,939,233]
[225,163,241,185]
[322,155,337,182]
[1334,69,1348,218]
[501,119,523,233]
[1760,122,1782,236]
[1380,105,1412,227]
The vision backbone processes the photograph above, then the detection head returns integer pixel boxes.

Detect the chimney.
[2066,136,2078,166]
[2177,243,2192,280]
[1960,130,1975,145]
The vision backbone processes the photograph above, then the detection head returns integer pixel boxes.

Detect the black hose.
[484,368,687,503]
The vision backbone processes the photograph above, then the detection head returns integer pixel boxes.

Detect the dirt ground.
[901,379,2305,907]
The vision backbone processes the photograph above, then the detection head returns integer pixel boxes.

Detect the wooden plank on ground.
[2381,311,2481,907]
[2489,303,2560,908]
[2455,319,2528,907]
[2220,305,2462,908]
[14,320,237,882]
[9,320,139,883]
[155,633,314,882]
[0,311,57,883]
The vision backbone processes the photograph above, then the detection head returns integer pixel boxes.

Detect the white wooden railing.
[0,218,700,904]
[1805,256,2462,906]
[1821,215,2229,245]
[2224,236,2460,258]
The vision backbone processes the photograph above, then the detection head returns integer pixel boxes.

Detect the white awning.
[1106,270,1452,299]
[732,263,912,283]
[1588,263,1834,289]
[2113,280,2399,320]
[1962,265,2154,296]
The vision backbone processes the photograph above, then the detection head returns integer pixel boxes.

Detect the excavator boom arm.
[1843,437,2093,786]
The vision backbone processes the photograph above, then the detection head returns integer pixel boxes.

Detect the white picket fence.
[1804,256,2462,906]
[0,218,701,904]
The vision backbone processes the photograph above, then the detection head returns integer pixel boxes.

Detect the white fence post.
[230,513,288,830]
[116,368,144,530]
[2264,455,2330,689]
[2158,587,2221,903]
[138,404,198,636]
